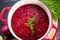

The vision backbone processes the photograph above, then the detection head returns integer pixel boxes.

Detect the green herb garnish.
[41,0,60,21]
[25,17,35,35]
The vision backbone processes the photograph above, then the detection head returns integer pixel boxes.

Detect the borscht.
[11,4,49,40]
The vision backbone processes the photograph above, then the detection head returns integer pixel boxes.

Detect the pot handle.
[0,7,11,23]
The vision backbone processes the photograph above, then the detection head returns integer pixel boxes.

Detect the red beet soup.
[11,4,49,40]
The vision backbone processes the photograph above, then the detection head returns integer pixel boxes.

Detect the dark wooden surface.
[57,22,60,40]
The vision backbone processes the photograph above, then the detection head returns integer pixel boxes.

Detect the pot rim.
[8,0,52,40]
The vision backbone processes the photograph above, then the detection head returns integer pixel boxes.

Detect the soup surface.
[11,4,49,40]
